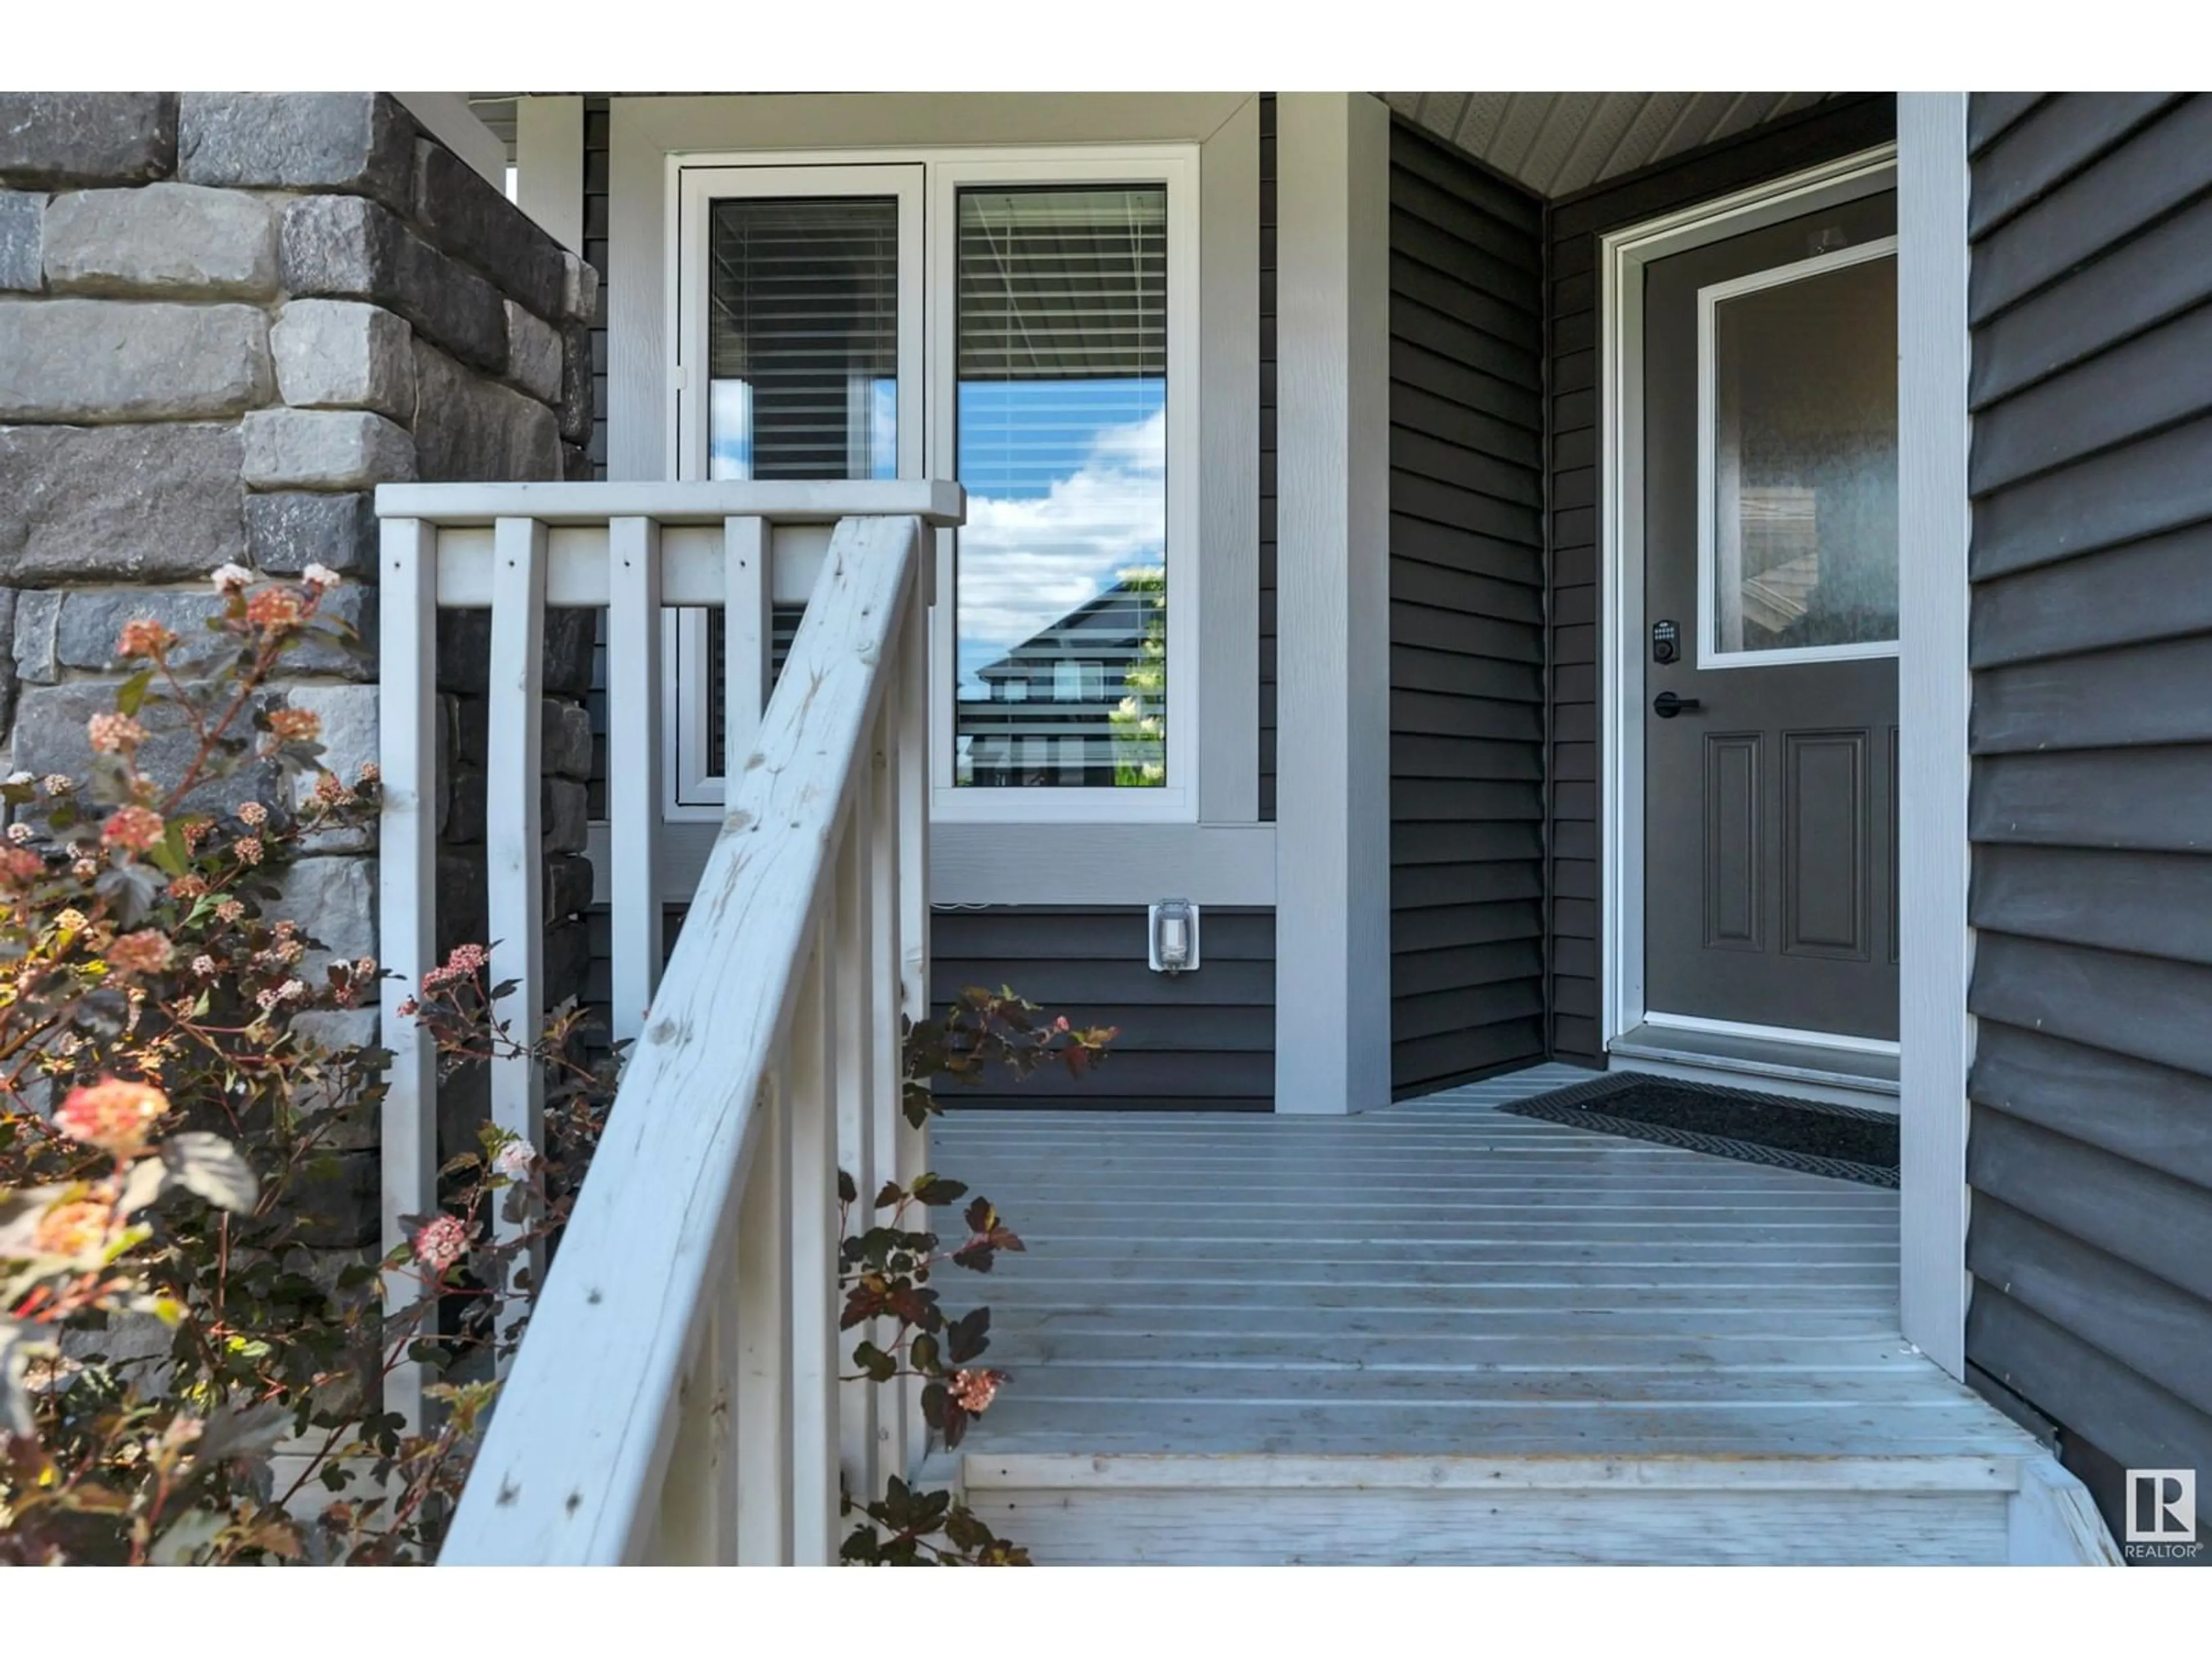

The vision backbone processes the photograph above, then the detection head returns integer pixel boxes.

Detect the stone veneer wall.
[0,92,597,1274]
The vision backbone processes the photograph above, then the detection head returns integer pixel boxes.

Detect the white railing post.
[724,516,770,772]
[734,1072,792,1565]
[834,759,879,1508]
[605,515,664,1043]
[787,924,843,1564]
[377,516,440,1433]
[486,517,548,1324]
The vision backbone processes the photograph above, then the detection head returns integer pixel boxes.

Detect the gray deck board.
[934,1065,2040,1463]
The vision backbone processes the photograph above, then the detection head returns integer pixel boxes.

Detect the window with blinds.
[706,195,900,481]
[952,185,1169,790]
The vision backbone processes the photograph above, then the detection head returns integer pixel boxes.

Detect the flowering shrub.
[0,565,1115,1565]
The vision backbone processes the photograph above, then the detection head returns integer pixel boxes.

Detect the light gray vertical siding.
[1387,120,1548,1094]
[1965,90,2212,1552]
[930,908,1275,1112]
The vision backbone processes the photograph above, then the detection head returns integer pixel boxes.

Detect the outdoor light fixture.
[1147,899,1199,975]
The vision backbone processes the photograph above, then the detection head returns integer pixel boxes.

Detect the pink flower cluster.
[55,1077,170,1157]
[412,1213,471,1275]
[949,1369,1002,1415]
[420,943,490,994]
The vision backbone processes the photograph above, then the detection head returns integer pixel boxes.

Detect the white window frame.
[662,143,1201,825]
[928,150,1200,824]
[665,162,925,813]
[1695,234,1902,671]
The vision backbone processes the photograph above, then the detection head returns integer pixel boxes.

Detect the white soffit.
[1380,93,1840,199]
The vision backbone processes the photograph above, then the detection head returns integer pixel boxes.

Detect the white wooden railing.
[371,480,963,1563]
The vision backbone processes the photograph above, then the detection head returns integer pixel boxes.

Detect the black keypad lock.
[1652,619,1680,665]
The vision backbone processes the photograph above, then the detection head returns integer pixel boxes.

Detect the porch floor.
[931,1063,2036,1461]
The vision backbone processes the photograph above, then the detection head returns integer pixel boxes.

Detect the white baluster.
[605,516,664,1043]
[868,695,908,1493]
[734,1073,792,1565]
[835,759,878,1508]
[724,516,770,778]
[486,516,547,1329]
[787,930,842,1565]
[893,527,933,1460]
[377,516,440,1433]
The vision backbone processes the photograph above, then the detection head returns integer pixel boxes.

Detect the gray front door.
[1642,191,1900,1043]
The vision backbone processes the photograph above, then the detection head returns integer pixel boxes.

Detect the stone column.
[0,92,599,1363]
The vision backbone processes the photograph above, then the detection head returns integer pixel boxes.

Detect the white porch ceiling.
[1380,93,1840,200]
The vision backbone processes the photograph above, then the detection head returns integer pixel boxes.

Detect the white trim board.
[1893,94,1975,1380]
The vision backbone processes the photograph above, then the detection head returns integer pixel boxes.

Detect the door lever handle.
[1653,691,1703,719]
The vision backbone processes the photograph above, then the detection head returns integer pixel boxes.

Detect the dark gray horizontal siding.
[1388,119,1547,1097]
[1543,94,1898,1064]
[1967,92,2212,1551]
[931,907,1274,1112]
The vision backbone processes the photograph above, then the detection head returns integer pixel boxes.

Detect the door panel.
[1643,191,1900,1041]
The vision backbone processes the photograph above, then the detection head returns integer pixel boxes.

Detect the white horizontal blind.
[708,196,900,483]
[953,186,1169,791]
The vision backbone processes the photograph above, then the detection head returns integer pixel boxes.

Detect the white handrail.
[374,482,956,1563]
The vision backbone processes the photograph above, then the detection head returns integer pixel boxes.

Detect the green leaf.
[911,1173,968,1206]
[160,1132,260,1213]
[115,666,154,717]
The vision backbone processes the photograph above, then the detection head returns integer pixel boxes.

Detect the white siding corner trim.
[1895,92,1974,1380]
[1273,93,1393,1115]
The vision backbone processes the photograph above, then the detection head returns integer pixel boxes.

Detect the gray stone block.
[559,251,599,324]
[437,607,597,698]
[45,585,373,680]
[41,182,278,299]
[505,299,562,404]
[0,94,176,189]
[13,679,282,815]
[557,317,593,445]
[410,339,558,484]
[546,915,591,1012]
[268,854,377,965]
[0,191,40,291]
[245,490,378,576]
[411,139,566,321]
[282,683,377,842]
[0,298,271,422]
[271,298,415,420]
[283,1011,382,1150]
[562,442,594,482]
[12,588,59,682]
[546,851,594,920]
[444,764,486,845]
[547,698,593,779]
[272,1149,379,1250]
[240,408,415,491]
[176,93,414,212]
[436,849,488,957]
[0,422,245,585]
[279,194,506,375]
[544,777,589,855]
[0,588,16,736]
[452,693,594,777]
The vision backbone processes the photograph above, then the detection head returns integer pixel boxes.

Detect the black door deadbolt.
[1651,619,1680,664]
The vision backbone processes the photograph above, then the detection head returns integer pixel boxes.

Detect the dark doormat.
[1496,1072,1900,1188]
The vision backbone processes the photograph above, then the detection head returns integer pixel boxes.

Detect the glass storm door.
[1641,190,1900,1043]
